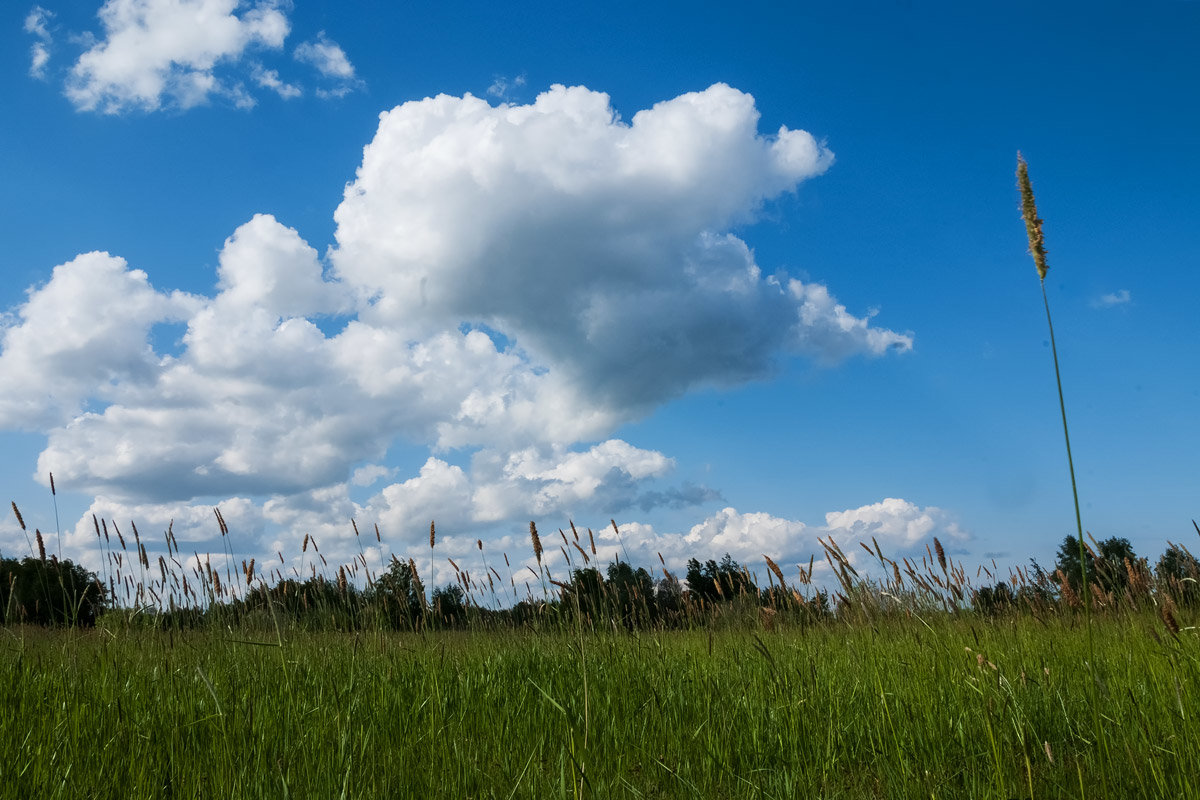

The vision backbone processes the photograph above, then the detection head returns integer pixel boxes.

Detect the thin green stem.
[1041,283,1088,615]
[1042,279,1109,795]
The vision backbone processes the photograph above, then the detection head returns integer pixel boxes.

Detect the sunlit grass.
[2,611,1197,799]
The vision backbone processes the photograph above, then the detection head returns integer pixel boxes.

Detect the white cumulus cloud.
[332,83,909,413]
[3,85,919,578]
[607,499,966,581]
[64,0,291,113]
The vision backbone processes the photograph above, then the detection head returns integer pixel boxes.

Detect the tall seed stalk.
[1018,153,1109,789]
[1017,153,1089,615]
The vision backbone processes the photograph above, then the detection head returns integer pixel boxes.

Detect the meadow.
[3,159,1195,799]
[2,515,1198,799]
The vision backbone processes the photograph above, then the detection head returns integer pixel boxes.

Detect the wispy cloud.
[294,31,361,98]
[1092,289,1131,308]
[24,5,54,79]
[487,73,526,100]
[252,63,301,99]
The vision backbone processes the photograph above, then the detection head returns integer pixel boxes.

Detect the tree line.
[3,531,1198,630]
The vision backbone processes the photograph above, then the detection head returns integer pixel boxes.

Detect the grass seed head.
[1016,153,1049,281]
[1160,595,1181,635]
[764,555,786,588]
[530,521,543,565]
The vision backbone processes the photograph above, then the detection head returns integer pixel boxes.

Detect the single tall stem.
[1042,283,1089,615]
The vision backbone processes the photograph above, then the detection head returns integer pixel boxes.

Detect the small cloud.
[252,64,302,100]
[487,73,527,100]
[315,85,354,100]
[23,5,51,37]
[294,31,362,100]
[1092,289,1131,308]
[351,464,393,487]
[226,82,257,110]
[63,0,291,113]
[24,5,54,80]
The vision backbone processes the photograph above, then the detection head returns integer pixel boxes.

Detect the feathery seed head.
[1017,153,1049,281]
[934,537,947,573]
[530,521,543,564]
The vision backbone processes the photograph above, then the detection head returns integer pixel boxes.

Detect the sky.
[1,0,1197,596]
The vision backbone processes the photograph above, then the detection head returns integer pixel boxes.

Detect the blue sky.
[1,0,1197,591]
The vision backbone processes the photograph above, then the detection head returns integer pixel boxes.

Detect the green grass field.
[3,607,1197,799]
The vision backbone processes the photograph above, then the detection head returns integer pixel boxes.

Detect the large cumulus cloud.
[3,84,918,568]
[332,83,909,410]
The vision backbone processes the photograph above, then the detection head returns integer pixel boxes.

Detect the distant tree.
[1054,535,1138,595]
[565,567,607,623]
[0,556,108,627]
[1156,544,1200,607]
[607,561,655,629]
[1095,537,1138,593]
[431,584,467,627]
[655,572,684,621]
[973,582,1015,616]
[685,554,755,604]
[365,559,425,630]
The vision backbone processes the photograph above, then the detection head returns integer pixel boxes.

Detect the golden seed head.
[764,555,786,588]
[1016,153,1049,281]
[429,521,436,549]
[934,537,947,573]
[11,502,25,531]
[1160,595,1181,635]
[529,521,543,564]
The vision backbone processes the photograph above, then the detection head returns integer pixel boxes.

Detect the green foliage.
[685,553,755,603]
[365,559,425,630]
[1053,534,1139,595]
[0,556,107,626]
[1156,543,1200,606]
[972,582,1015,616]
[431,584,466,627]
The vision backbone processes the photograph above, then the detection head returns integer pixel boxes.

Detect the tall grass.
[2,605,1197,799]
